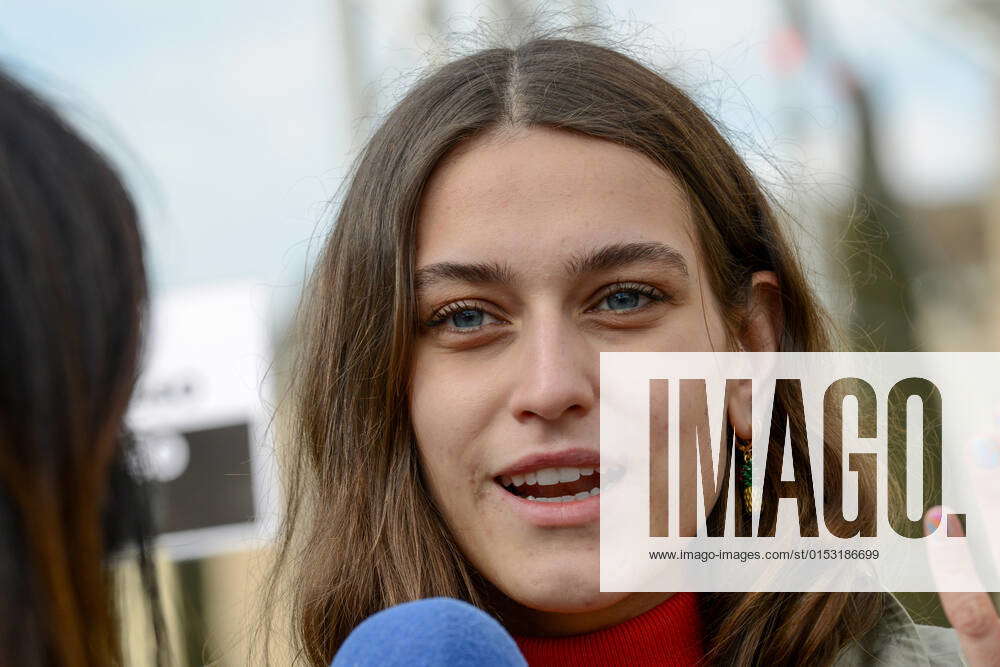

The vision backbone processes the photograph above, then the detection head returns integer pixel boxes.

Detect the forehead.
[416,127,697,268]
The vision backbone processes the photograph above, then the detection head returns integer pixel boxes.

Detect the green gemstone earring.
[736,436,752,513]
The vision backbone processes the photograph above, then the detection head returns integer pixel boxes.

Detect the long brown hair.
[0,69,159,665]
[267,36,882,666]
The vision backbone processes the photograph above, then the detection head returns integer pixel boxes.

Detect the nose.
[507,316,597,423]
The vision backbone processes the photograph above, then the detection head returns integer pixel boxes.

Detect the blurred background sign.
[126,283,277,561]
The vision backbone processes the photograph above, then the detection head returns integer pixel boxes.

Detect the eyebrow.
[414,241,689,293]
[565,241,689,279]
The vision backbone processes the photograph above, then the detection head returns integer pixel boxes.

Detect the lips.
[500,465,601,501]
[495,448,600,478]
[491,448,623,526]
[493,478,601,527]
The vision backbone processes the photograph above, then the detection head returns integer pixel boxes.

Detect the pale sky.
[1,0,995,324]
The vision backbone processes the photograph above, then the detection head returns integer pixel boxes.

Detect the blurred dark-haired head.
[0,68,158,665]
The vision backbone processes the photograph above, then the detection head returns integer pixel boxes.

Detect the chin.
[518,588,631,615]
[500,555,628,614]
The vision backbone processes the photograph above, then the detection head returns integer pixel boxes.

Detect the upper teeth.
[503,466,596,487]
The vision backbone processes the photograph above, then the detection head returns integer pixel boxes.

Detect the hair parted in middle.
[265,34,883,667]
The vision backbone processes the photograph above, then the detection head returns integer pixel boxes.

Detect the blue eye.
[451,309,484,328]
[591,283,667,313]
[425,302,500,331]
[605,291,642,311]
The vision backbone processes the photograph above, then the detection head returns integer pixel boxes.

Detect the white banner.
[127,282,278,560]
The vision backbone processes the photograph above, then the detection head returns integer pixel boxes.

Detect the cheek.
[410,342,511,426]
[697,284,732,348]
[627,289,732,354]
[408,349,502,508]
[410,370,456,493]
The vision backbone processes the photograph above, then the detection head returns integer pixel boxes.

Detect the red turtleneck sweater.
[513,592,703,666]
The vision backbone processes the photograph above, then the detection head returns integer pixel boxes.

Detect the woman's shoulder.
[913,624,966,666]
[835,595,965,666]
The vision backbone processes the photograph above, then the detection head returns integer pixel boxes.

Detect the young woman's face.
[410,127,737,634]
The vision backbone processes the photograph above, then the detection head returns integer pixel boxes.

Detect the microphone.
[332,597,527,666]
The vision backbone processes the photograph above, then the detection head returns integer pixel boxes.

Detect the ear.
[741,271,783,354]
[728,271,783,440]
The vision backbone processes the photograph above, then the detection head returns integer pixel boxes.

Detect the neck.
[494,592,674,637]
